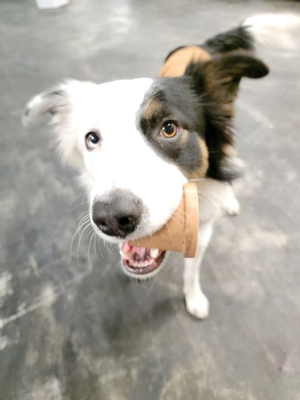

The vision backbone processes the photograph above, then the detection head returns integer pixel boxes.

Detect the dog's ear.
[184,53,268,181]
[22,80,87,170]
[22,82,72,128]
[185,54,267,181]
[185,53,269,113]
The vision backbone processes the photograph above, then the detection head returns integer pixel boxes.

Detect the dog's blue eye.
[85,131,100,150]
[161,121,178,138]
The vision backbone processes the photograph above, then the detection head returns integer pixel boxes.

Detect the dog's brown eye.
[161,121,178,138]
[85,131,100,150]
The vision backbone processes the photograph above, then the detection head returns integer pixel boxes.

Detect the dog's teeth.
[120,250,131,260]
[150,248,159,258]
[130,259,153,268]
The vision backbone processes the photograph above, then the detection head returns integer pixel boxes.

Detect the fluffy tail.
[204,13,300,54]
[243,14,300,50]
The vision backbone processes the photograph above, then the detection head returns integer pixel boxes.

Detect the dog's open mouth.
[120,241,166,275]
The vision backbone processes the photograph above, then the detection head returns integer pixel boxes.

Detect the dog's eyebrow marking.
[139,88,172,133]
[42,89,65,98]
[143,99,163,119]
[140,104,170,133]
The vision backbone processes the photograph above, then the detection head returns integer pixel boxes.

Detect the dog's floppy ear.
[185,52,269,113]
[184,53,268,181]
[22,80,87,170]
[22,82,71,127]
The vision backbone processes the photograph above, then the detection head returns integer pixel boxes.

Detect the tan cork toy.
[130,182,199,258]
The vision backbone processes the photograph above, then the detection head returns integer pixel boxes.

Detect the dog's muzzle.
[92,189,167,277]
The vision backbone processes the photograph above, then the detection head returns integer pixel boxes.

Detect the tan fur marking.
[143,99,163,119]
[158,45,242,178]
[222,144,236,157]
[183,137,209,180]
[159,47,212,78]
[179,129,189,146]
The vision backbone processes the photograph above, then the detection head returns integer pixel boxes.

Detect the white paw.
[185,293,210,319]
[224,196,240,216]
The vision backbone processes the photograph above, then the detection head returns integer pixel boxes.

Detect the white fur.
[184,222,212,319]
[243,13,300,50]
[23,79,186,244]
[182,179,239,319]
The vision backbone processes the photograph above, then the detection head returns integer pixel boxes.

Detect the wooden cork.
[130,182,199,258]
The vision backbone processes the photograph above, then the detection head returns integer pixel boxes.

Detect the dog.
[23,14,300,319]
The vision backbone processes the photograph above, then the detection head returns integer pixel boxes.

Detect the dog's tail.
[204,13,300,54]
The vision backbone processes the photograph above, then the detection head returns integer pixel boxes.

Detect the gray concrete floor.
[1,1,300,399]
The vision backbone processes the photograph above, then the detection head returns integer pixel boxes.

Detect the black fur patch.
[139,78,206,175]
[43,89,65,98]
[139,76,242,180]
[200,96,234,181]
[183,53,268,180]
[203,26,254,54]
[185,53,269,114]
[141,43,269,181]
[164,25,254,66]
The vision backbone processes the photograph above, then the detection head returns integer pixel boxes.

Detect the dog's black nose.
[92,190,142,238]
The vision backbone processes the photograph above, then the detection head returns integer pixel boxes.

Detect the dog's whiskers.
[165,221,173,244]
[69,192,89,213]
[76,222,93,269]
[104,240,115,257]
[72,210,89,228]
[87,230,96,273]
[170,214,185,228]
[70,214,90,260]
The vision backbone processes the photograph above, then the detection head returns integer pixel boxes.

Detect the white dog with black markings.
[23,14,299,319]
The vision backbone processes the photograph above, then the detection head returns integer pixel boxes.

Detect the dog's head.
[23,52,268,278]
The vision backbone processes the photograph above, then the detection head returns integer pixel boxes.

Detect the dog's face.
[23,53,268,278]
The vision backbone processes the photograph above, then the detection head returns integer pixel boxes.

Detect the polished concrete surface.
[1,1,300,399]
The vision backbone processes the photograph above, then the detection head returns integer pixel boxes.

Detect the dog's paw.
[185,293,210,319]
[224,196,240,217]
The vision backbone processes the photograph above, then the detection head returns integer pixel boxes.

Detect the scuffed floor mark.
[238,100,274,130]
[0,195,17,221]
[28,254,40,277]
[286,169,298,183]
[0,335,9,351]
[159,364,260,400]
[0,285,57,330]
[216,224,288,255]
[278,348,295,374]
[238,226,288,253]
[0,270,90,329]
[219,388,258,400]
[0,271,13,298]
[25,345,39,367]
[22,377,62,400]
[233,169,264,199]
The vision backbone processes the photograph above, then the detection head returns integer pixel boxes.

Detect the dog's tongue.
[121,241,162,262]
[121,241,147,261]
[123,242,132,253]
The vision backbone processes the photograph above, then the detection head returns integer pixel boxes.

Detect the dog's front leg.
[183,221,213,319]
